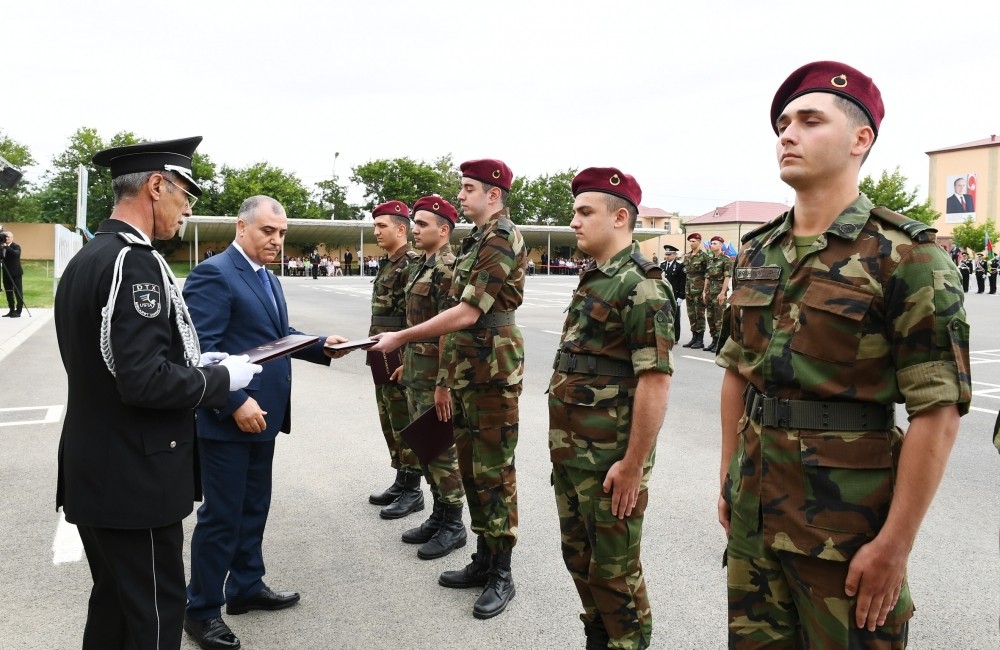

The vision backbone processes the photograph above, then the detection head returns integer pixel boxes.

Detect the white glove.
[199,351,229,366]
[219,354,263,391]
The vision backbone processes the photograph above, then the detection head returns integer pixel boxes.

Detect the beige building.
[681,201,790,253]
[927,135,999,243]
[635,205,685,261]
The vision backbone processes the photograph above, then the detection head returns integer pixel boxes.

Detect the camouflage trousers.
[704,281,726,337]
[553,463,652,650]
[405,388,464,506]
[686,285,707,335]
[375,382,419,471]
[451,385,519,553]
[727,513,912,649]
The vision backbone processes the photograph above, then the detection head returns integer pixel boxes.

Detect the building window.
[637,220,644,229]
[663,222,671,233]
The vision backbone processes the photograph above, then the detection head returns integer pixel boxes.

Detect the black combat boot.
[689,332,704,349]
[402,485,443,544]
[704,336,717,353]
[439,535,491,589]
[380,470,424,519]
[418,502,468,560]
[681,333,698,348]
[584,618,611,649]
[369,468,404,506]
[472,549,515,619]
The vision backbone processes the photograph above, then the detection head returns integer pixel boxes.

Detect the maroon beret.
[372,200,411,219]
[771,61,884,139]
[460,159,513,192]
[687,232,702,241]
[413,195,458,224]
[571,167,642,210]
[710,235,724,243]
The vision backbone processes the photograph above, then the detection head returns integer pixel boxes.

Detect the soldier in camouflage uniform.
[681,233,710,349]
[717,61,971,649]
[549,168,674,650]
[371,159,525,620]
[702,235,733,353]
[367,200,423,520]
[395,195,469,560]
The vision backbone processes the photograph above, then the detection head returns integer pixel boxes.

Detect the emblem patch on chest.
[132,283,161,318]
[735,266,781,281]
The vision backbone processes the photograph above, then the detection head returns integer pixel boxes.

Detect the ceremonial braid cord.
[99,245,202,377]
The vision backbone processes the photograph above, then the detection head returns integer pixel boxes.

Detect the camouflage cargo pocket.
[727,417,760,534]
[593,494,643,580]
[791,278,873,365]
[727,282,776,352]
[799,433,894,536]
[452,330,496,385]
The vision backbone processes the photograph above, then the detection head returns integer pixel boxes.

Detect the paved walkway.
[0,308,53,363]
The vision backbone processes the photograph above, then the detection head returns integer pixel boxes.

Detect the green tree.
[951,217,998,254]
[215,162,319,218]
[859,166,938,226]
[350,157,446,211]
[431,154,462,206]
[315,178,362,221]
[0,131,39,222]
[506,169,576,226]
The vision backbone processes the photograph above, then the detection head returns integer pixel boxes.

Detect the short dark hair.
[389,214,411,231]
[480,181,508,207]
[434,214,455,233]
[833,96,874,164]
[605,195,638,230]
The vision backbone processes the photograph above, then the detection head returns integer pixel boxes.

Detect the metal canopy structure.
[178,216,668,272]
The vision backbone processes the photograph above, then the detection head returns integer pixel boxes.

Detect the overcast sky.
[7,1,998,217]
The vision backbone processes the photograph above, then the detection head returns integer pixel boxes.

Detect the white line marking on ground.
[0,405,64,428]
[969,406,999,415]
[682,355,717,363]
[542,330,562,335]
[53,512,83,565]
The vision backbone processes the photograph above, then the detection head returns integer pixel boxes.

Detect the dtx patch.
[735,266,781,281]
[132,283,162,318]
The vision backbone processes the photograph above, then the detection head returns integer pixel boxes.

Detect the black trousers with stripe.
[77,522,186,650]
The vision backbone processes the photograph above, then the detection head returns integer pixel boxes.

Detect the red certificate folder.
[237,334,320,364]
[400,406,456,465]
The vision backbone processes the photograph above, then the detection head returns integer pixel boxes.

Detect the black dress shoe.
[226,586,300,615]
[184,616,241,650]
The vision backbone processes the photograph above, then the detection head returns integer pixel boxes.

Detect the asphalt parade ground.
[0,274,997,649]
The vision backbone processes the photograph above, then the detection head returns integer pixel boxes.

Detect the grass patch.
[19,260,195,309]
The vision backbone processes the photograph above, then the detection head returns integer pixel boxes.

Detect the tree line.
[2,128,949,243]
[0,128,578,233]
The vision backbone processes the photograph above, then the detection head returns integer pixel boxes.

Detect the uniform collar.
[762,193,873,249]
[589,241,639,277]
[103,218,151,244]
[387,243,412,262]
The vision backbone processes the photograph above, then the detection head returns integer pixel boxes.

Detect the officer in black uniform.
[974,253,987,293]
[661,244,686,344]
[55,136,262,650]
[989,255,998,294]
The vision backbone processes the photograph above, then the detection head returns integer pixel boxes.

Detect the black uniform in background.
[989,257,998,294]
[0,238,23,315]
[661,256,686,343]
[975,256,986,293]
[55,219,231,650]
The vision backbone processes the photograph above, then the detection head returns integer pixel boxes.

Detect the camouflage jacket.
[705,253,733,285]
[369,245,419,335]
[717,194,971,559]
[437,208,527,389]
[684,248,711,294]
[402,244,455,391]
[548,242,676,470]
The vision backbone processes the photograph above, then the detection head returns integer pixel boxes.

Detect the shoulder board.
[870,207,936,242]
[495,217,514,235]
[630,252,662,279]
[741,213,787,244]
[115,232,153,248]
[404,250,421,261]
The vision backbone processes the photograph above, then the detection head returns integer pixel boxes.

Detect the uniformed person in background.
[55,137,261,650]
[660,244,686,345]
[681,232,709,349]
[718,61,971,648]
[958,251,972,292]
[988,254,998,294]
[702,235,732,353]
[371,158,526,620]
[974,252,986,293]
[394,195,468,560]
[549,168,674,650]
[366,200,423,520]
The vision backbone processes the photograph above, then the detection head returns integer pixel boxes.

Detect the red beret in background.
[372,200,411,219]
[413,195,458,224]
[771,60,884,138]
[570,167,642,210]
[459,159,513,192]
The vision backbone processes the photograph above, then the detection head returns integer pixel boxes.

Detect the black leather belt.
[552,350,635,378]
[371,315,406,328]
[465,310,516,329]
[743,383,894,431]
